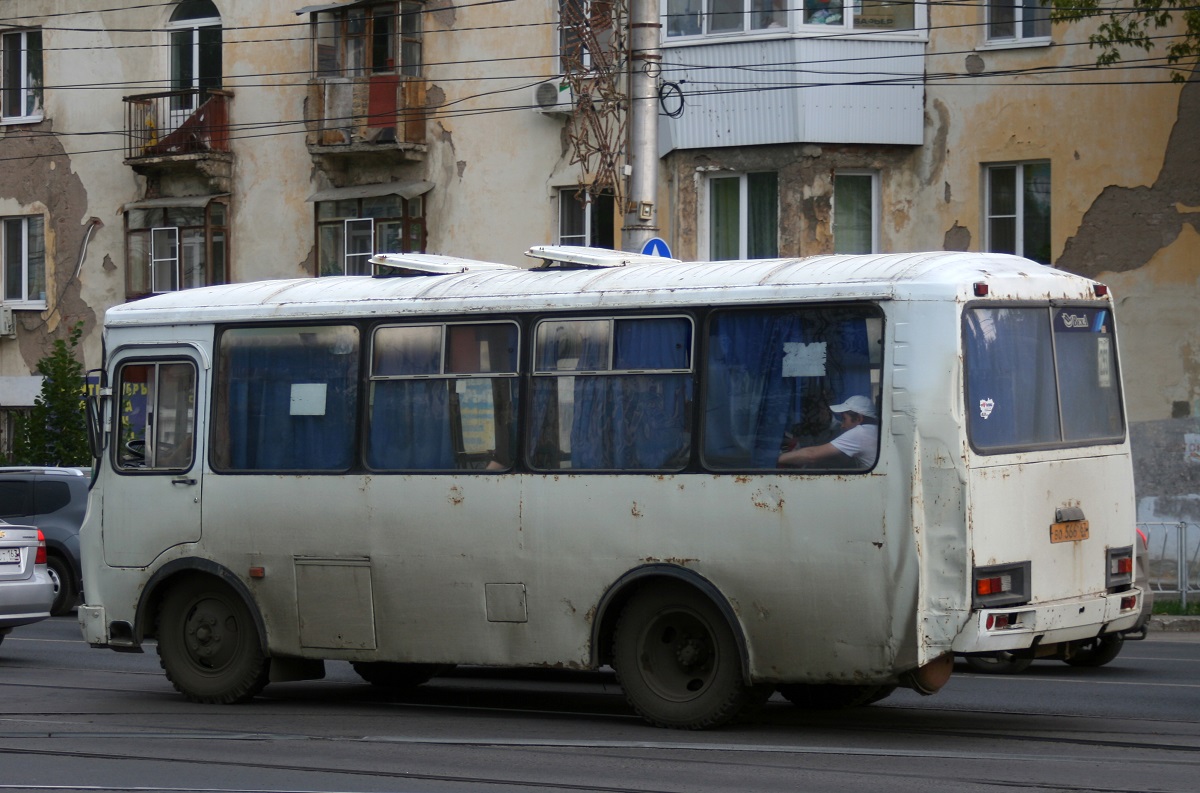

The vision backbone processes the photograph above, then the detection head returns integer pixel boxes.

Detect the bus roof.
[105,251,1102,327]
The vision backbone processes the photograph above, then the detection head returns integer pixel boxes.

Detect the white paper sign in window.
[290,383,328,416]
[781,342,827,378]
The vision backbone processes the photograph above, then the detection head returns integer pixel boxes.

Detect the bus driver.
[777,395,879,469]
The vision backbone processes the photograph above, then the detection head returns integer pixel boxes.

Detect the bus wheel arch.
[596,566,767,729]
[140,560,271,704]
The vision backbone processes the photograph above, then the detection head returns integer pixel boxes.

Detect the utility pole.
[621,0,661,253]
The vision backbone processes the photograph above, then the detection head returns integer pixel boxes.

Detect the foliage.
[1153,598,1200,615]
[1051,0,1200,81]
[12,322,90,467]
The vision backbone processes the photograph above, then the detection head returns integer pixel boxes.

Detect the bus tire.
[612,582,764,730]
[1063,634,1124,668]
[778,683,897,709]
[351,662,448,689]
[156,578,269,704]
[963,652,1033,674]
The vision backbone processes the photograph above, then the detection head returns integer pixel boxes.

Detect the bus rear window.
[964,305,1124,453]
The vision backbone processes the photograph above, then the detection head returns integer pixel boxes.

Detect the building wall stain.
[0,127,97,371]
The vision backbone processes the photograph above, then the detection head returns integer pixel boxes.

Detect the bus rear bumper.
[951,589,1143,654]
[78,604,141,651]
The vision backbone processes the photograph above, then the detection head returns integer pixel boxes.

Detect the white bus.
[79,247,1143,729]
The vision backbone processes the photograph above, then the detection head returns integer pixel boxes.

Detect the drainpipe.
[621,0,661,253]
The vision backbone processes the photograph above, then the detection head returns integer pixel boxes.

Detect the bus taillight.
[976,575,1011,596]
[1106,546,1134,590]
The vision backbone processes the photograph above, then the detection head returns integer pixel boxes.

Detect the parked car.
[0,521,54,646]
[962,529,1154,674]
[0,467,90,616]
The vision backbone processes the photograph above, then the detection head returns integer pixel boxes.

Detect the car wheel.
[613,582,769,729]
[778,683,897,709]
[1064,634,1124,668]
[156,577,269,704]
[46,555,78,616]
[964,652,1033,674]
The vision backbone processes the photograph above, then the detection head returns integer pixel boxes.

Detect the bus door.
[102,349,204,568]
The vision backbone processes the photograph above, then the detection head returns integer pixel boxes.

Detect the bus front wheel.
[613,582,767,729]
[156,578,269,704]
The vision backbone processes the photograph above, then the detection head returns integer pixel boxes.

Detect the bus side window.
[115,361,196,472]
[528,316,693,471]
[702,307,880,471]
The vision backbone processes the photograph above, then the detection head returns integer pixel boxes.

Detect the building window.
[317,194,426,276]
[665,0,918,36]
[1,29,43,122]
[314,2,423,78]
[707,172,777,260]
[560,0,617,72]
[168,1,222,117]
[125,200,228,299]
[2,216,46,307]
[985,162,1051,264]
[558,188,615,248]
[987,0,1050,43]
[834,172,878,254]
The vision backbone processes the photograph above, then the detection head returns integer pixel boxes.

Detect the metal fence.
[1138,521,1200,608]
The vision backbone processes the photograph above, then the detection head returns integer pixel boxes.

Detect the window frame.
[1,28,43,123]
[316,195,426,277]
[125,199,229,300]
[2,214,47,308]
[663,0,925,39]
[984,160,1051,264]
[833,170,879,254]
[702,171,779,261]
[557,187,616,248]
[112,359,199,474]
[984,0,1051,46]
[312,2,422,79]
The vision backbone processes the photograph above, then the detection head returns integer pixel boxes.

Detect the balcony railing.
[123,89,232,160]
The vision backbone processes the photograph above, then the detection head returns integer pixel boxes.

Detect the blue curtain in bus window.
[569,318,692,469]
[366,380,456,469]
[964,308,1059,449]
[704,310,872,469]
[221,327,358,471]
[366,325,455,470]
[1052,307,1124,442]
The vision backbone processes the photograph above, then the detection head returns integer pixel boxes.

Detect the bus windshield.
[964,305,1124,453]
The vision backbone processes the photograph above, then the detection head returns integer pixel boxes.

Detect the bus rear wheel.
[1064,634,1124,668]
[156,578,269,704]
[613,582,766,730]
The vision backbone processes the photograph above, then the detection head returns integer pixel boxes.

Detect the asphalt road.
[1,616,1198,793]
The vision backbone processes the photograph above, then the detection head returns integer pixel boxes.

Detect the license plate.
[0,547,20,563]
[1050,520,1090,543]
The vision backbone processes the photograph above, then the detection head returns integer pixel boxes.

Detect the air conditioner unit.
[0,306,14,338]
[532,80,574,116]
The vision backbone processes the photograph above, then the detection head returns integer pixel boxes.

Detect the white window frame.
[984,0,1051,47]
[150,227,181,294]
[984,161,1052,263]
[345,218,375,275]
[662,0,927,39]
[1,215,46,308]
[166,13,221,119]
[700,171,778,260]
[557,188,610,247]
[833,171,880,254]
[1,29,43,123]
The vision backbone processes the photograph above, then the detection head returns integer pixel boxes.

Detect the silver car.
[0,522,54,648]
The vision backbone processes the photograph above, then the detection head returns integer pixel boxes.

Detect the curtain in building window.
[710,177,740,260]
[747,172,778,258]
[834,175,873,254]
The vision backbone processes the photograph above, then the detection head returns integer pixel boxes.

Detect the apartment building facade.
[0,0,1195,507]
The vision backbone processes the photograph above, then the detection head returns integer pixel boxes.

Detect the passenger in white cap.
[777,394,878,469]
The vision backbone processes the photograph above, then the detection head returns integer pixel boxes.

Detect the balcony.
[123,89,233,192]
[305,77,427,167]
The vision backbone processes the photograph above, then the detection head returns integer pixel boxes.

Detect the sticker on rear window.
[979,398,994,419]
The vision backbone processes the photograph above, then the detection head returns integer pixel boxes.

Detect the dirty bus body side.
[77,250,1141,729]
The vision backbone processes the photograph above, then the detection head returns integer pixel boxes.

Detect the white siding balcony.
[659,37,925,154]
